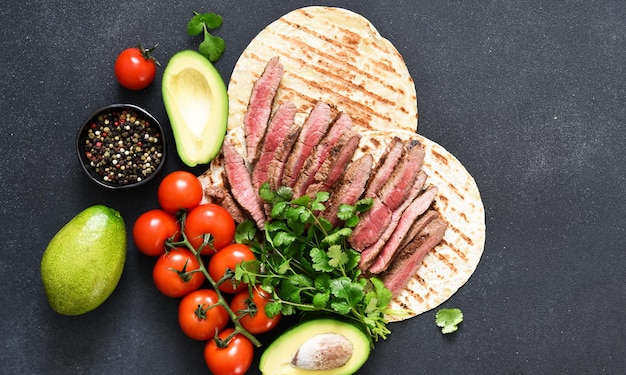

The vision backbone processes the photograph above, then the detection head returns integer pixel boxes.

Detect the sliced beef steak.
[321,153,373,227]
[252,101,297,190]
[380,211,447,295]
[377,139,425,210]
[222,140,266,229]
[203,185,247,224]
[292,113,353,197]
[363,136,404,198]
[281,102,332,188]
[244,57,284,164]
[266,123,301,191]
[368,184,438,274]
[348,198,393,251]
[304,132,361,197]
[358,171,427,271]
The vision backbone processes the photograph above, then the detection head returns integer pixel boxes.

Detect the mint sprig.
[235,183,394,342]
[187,11,225,62]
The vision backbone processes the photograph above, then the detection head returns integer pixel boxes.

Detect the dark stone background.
[1,1,624,374]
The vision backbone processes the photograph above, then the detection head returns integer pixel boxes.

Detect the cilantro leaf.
[327,245,348,268]
[436,307,464,334]
[187,11,225,62]
[310,248,333,272]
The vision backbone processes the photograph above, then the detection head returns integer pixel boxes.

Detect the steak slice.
[379,212,447,295]
[348,198,393,251]
[304,133,361,197]
[244,57,284,164]
[321,153,373,227]
[203,185,247,224]
[368,184,438,274]
[222,140,266,229]
[292,113,353,197]
[266,123,301,191]
[358,171,427,271]
[281,102,332,188]
[377,139,425,210]
[363,136,404,198]
[252,101,297,190]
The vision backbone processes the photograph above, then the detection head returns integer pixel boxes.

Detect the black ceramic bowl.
[76,104,166,189]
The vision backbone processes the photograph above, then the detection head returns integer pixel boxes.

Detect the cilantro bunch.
[235,183,395,342]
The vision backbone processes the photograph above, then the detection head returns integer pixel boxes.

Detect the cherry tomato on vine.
[157,171,204,214]
[230,286,282,334]
[178,289,229,341]
[208,244,256,294]
[204,328,254,375]
[132,209,180,256]
[184,204,235,255]
[153,247,205,298]
[114,45,159,90]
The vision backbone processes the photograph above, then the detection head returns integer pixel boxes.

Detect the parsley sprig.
[187,11,225,62]
[235,183,395,343]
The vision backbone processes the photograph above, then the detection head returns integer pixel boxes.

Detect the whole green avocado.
[40,205,126,316]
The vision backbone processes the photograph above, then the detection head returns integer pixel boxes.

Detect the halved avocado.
[162,50,228,167]
[260,319,371,375]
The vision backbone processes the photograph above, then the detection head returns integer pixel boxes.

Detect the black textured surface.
[2,1,625,374]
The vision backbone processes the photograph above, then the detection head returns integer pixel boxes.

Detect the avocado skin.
[40,205,126,316]
[162,50,229,167]
[259,318,371,375]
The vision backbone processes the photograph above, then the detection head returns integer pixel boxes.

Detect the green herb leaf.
[435,307,464,334]
[200,12,222,29]
[187,11,225,62]
[265,301,282,318]
[312,291,329,308]
[327,245,348,268]
[310,248,333,272]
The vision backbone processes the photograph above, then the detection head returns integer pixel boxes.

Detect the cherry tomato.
[132,209,180,256]
[208,244,256,294]
[152,247,205,298]
[114,45,159,90]
[230,286,282,334]
[184,204,235,255]
[204,328,254,375]
[178,289,229,341]
[157,171,204,214]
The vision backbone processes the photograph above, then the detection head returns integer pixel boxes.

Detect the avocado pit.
[291,333,353,371]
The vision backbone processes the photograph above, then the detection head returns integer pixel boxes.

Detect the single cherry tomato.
[230,286,281,334]
[157,171,204,214]
[114,45,159,90]
[132,209,180,256]
[178,289,229,341]
[152,247,205,298]
[184,204,235,255]
[204,328,254,375]
[208,244,256,294]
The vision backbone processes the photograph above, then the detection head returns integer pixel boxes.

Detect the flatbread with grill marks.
[200,6,485,319]
[227,6,418,134]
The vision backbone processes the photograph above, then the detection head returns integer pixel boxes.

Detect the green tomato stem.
[172,212,262,348]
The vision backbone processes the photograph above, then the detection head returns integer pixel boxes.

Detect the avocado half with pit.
[162,50,228,167]
[260,319,371,375]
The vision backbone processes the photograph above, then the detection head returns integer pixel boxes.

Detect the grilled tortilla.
[200,6,485,319]
[227,6,418,134]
